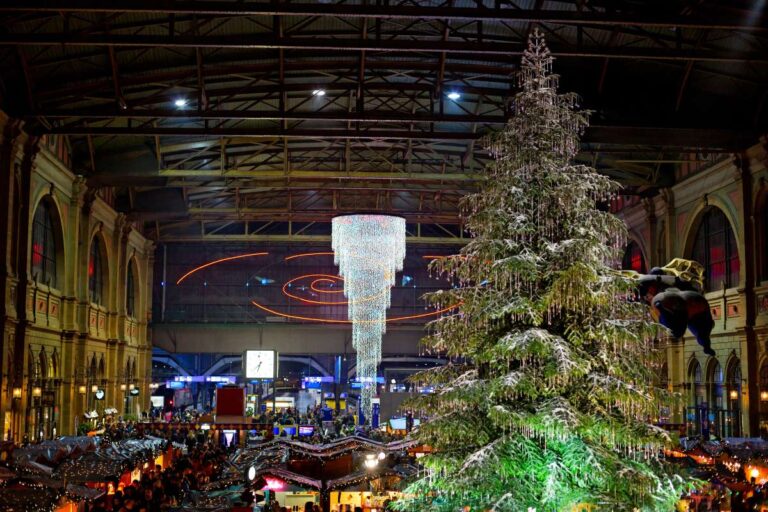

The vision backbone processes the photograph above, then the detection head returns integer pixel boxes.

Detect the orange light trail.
[175,252,269,284]
[281,274,389,306]
[250,300,460,324]
[310,278,344,294]
[284,251,335,261]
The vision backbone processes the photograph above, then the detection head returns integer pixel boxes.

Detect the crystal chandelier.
[332,215,406,422]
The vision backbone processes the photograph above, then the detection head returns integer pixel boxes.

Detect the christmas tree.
[399,31,691,511]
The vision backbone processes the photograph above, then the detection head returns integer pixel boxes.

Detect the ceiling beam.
[153,233,466,245]
[37,81,510,105]
[159,168,482,181]
[185,208,460,224]
[30,109,507,124]
[2,33,767,62]
[42,124,761,149]
[3,2,766,31]
[45,126,481,140]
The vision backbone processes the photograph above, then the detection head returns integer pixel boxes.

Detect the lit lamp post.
[729,388,740,437]
[74,366,98,432]
[10,386,21,442]
[30,383,43,441]
[117,369,139,417]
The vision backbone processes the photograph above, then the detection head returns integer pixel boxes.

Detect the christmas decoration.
[332,214,406,421]
[397,30,693,511]
[624,259,715,356]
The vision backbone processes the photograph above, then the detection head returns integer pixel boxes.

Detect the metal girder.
[42,124,760,150]
[159,168,482,182]
[3,1,766,31]
[3,33,767,63]
[33,34,768,64]
[45,126,479,139]
[32,109,507,124]
[155,233,467,244]
[37,82,508,106]
[186,208,460,223]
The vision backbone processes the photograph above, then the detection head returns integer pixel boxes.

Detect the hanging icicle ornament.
[332,214,406,421]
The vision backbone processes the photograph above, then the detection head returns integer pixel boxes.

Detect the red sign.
[215,387,245,417]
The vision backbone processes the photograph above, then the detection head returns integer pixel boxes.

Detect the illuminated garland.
[332,215,406,423]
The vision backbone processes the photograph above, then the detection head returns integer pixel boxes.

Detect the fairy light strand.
[332,215,406,422]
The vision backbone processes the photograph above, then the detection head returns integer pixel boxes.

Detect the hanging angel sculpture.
[620,258,715,356]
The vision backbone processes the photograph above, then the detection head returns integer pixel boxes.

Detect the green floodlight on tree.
[396,30,696,512]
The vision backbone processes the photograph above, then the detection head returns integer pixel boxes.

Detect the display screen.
[244,350,276,379]
[389,418,420,429]
[283,426,297,437]
[298,425,315,437]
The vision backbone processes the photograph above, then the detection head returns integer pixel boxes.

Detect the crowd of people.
[680,482,768,511]
[89,442,228,512]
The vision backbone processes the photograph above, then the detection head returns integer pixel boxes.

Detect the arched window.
[689,360,704,406]
[89,238,105,305]
[690,207,740,292]
[126,263,136,317]
[31,200,59,287]
[709,360,723,411]
[727,358,742,437]
[38,350,47,381]
[622,240,646,273]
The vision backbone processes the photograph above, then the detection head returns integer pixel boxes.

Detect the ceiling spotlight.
[312,89,326,97]
[447,91,461,100]
[174,98,188,108]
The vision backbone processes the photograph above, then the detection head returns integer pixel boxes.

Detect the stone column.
[734,153,759,436]
[0,119,22,440]
[12,137,40,439]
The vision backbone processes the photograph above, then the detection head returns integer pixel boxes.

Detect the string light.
[332,215,406,422]
[282,274,389,306]
[284,252,335,261]
[175,252,268,284]
[250,300,458,323]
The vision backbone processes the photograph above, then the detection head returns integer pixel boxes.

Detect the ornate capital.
[641,197,656,221]
[659,188,674,211]
[21,136,40,171]
[1,118,23,149]
[81,188,98,215]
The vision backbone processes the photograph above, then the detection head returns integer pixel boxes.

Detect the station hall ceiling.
[0,0,765,243]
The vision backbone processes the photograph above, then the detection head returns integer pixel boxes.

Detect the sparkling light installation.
[332,214,405,422]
